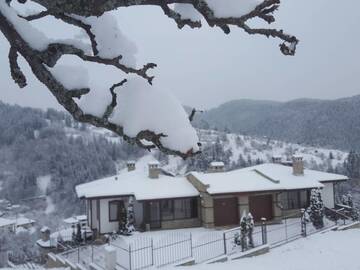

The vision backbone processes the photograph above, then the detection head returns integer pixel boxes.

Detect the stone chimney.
[272,155,282,164]
[148,161,160,179]
[292,155,304,176]
[127,161,136,172]
[40,226,51,242]
[208,161,225,173]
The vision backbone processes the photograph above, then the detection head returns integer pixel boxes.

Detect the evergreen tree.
[307,189,324,229]
[239,212,248,251]
[344,151,360,178]
[74,223,82,244]
[125,196,136,234]
[246,213,254,248]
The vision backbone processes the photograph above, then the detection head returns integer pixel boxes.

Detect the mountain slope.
[192,95,360,150]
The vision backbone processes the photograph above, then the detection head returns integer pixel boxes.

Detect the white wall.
[90,200,99,231]
[99,198,121,234]
[321,183,335,208]
[97,197,144,234]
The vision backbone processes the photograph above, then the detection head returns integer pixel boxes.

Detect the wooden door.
[214,197,239,226]
[249,194,273,222]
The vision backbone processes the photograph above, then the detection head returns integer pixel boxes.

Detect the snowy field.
[173,229,360,270]
[60,218,345,270]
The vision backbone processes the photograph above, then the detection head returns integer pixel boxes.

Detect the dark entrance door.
[249,194,273,222]
[214,197,239,226]
[144,201,161,229]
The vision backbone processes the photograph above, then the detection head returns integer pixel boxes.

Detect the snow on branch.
[0,0,298,158]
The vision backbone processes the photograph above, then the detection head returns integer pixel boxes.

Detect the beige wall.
[161,218,201,230]
[321,182,335,208]
[199,191,283,228]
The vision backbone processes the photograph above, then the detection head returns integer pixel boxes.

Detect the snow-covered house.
[187,155,348,227]
[0,217,16,233]
[15,217,35,230]
[63,215,87,229]
[76,156,347,233]
[76,161,201,234]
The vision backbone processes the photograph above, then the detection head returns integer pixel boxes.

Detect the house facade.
[187,156,347,227]
[76,161,201,234]
[75,156,347,234]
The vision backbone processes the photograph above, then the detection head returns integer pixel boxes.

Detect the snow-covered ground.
[174,229,360,270]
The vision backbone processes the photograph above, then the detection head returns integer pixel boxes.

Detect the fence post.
[223,232,227,254]
[190,233,193,258]
[261,218,267,245]
[301,208,307,237]
[151,238,154,266]
[284,216,288,242]
[129,244,132,270]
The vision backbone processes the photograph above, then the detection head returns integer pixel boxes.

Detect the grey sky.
[0,0,359,110]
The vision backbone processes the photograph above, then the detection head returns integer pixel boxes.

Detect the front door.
[249,194,273,222]
[144,201,161,229]
[214,197,239,227]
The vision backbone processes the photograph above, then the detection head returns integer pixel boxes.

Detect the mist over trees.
[0,102,145,217]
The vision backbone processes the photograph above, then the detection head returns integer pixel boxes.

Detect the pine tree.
[307,189,325,229]
[125,196,136,234]
[246,213,254,248]
[75,223,82,244]
[239,212,248,251]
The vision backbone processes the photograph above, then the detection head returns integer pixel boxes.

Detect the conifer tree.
[307,189,324,229]
[126,196,136,234]
[246,213,255,248]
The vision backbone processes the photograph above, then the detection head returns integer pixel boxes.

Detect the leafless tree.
[0,0,298,159]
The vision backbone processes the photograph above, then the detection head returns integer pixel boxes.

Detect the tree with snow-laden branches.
[307,188,325,229]
[125,196,136,234]
[246,212,255,248]
[0,0,298,158]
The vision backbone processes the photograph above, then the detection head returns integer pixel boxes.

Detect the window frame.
[146,197,199,223]
[108,200,124,222]
[282,190,310,210]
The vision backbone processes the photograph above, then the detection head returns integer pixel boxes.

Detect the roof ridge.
[253,169,280,184]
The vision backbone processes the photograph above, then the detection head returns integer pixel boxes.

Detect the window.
[109,201,124,222]
[160,200,174,220]
[287,191,300,209]
[157,198,198,221]
[282,191,309,210]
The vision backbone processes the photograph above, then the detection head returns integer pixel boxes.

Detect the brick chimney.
[127,161,136,172]
[292,155,304,176]
[208,161,225,173]
[148,161,160,179]
[272,155,282,164]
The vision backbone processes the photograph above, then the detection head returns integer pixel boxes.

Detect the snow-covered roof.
[210,161,225,167]
[15,217,35,227]
[76,160,199,200]
[64,215,87,224]
[190,163,348,195]
[40,226,50,233]
[0,217,16,227]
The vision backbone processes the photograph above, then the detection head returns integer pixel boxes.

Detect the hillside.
[0,102,355,229]
[192,95,360,151]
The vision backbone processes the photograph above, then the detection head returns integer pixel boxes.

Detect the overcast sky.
[0,0,359,110]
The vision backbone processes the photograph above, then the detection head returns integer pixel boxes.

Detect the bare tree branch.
[160,3,201,29]
[103,79,127,120]
[0,10,197,159]
[0,0,299,158]
[188,108,203,122]
[8,46,27,88]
